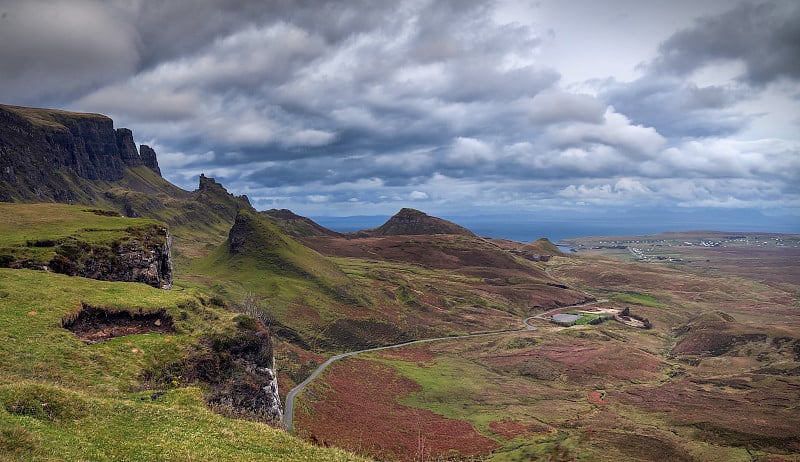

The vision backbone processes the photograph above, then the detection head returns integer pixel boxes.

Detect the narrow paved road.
[283,328,519,432]
[283,298,608,433]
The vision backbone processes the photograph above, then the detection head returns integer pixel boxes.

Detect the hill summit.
[522,237,564,256]
[370,208,476,237]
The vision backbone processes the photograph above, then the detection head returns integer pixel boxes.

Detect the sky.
[1,0,798,233]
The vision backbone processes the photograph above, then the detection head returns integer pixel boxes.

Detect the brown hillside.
[262,209,341,237]
[300,233,589,312]
[365,208,476,237]
[302,234,527,271]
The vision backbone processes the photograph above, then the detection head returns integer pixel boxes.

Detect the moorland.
[1,104,798,461]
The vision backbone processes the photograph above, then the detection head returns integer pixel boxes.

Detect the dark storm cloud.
[84,0,562,173]
[2,0,797,216]
[649,0,800,87]
[0,0,139,104]
[120,0,394,69]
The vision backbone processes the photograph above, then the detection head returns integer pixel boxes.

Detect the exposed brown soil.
[296,357,499,461]
[587,390,608,406]
[62,304,174,344]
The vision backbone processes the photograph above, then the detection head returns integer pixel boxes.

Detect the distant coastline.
[311,214,799,245]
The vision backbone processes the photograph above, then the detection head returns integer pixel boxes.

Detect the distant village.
[563,232,799,263]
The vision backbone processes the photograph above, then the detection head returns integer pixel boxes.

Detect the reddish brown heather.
[295,357,499,461]
[374,345,437,364]
[488,419,550,440]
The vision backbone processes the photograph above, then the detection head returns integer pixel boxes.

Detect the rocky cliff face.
[0,104,161,201]
[176,317,283,425]
[45,224,173,289]
[139,144,162,176]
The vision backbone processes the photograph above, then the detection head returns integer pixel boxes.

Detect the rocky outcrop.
[0,104,162,202]
[368,208,476,237]
[115,128,141,169]
[196,173,253,221]
[169,316,283,425]
[228,212,252,256]
[139,144,161,176]
[45,224,173,289]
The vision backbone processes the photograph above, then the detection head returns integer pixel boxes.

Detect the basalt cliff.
[0,104,161,202]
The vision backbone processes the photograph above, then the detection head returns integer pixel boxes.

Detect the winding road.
[283,298,607,433]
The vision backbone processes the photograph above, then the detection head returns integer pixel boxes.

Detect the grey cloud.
[527,91,606,124]
[600,78,751,138]
[0,0,139,104]
[439,64,559,103]
[75,84,200,122]
[4,0,797,218]
[650,0,800,87]
[121,0,391,69]
[544,109,665,159]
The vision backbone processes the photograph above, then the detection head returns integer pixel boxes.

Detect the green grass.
[0,268,369,461]
[0,203,161,244]
[0,202,370,460]
[609,291,666,308]
[0,269,193,392]
[367,351,515,434]
[0,382,366,462]
[183,211,381,352]
[0,104,109,129]
[560,311,612,326]
[0,203,165,267]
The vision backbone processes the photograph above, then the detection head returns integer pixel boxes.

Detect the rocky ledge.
[20,224,174,289]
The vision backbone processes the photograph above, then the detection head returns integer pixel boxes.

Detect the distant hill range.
[265,207,478,239]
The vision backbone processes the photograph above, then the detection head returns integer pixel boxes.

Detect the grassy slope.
[185,211,388,363]
[188,210,360,314]
[521,237,564,255]
[107,167,247,266]
[188,212,565,352]
[0,104,109,126]
[0,269,366,461]
[0,203,368,461]
[2,163,248,269]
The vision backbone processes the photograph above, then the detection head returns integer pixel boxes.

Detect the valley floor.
[290,238,800,461]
